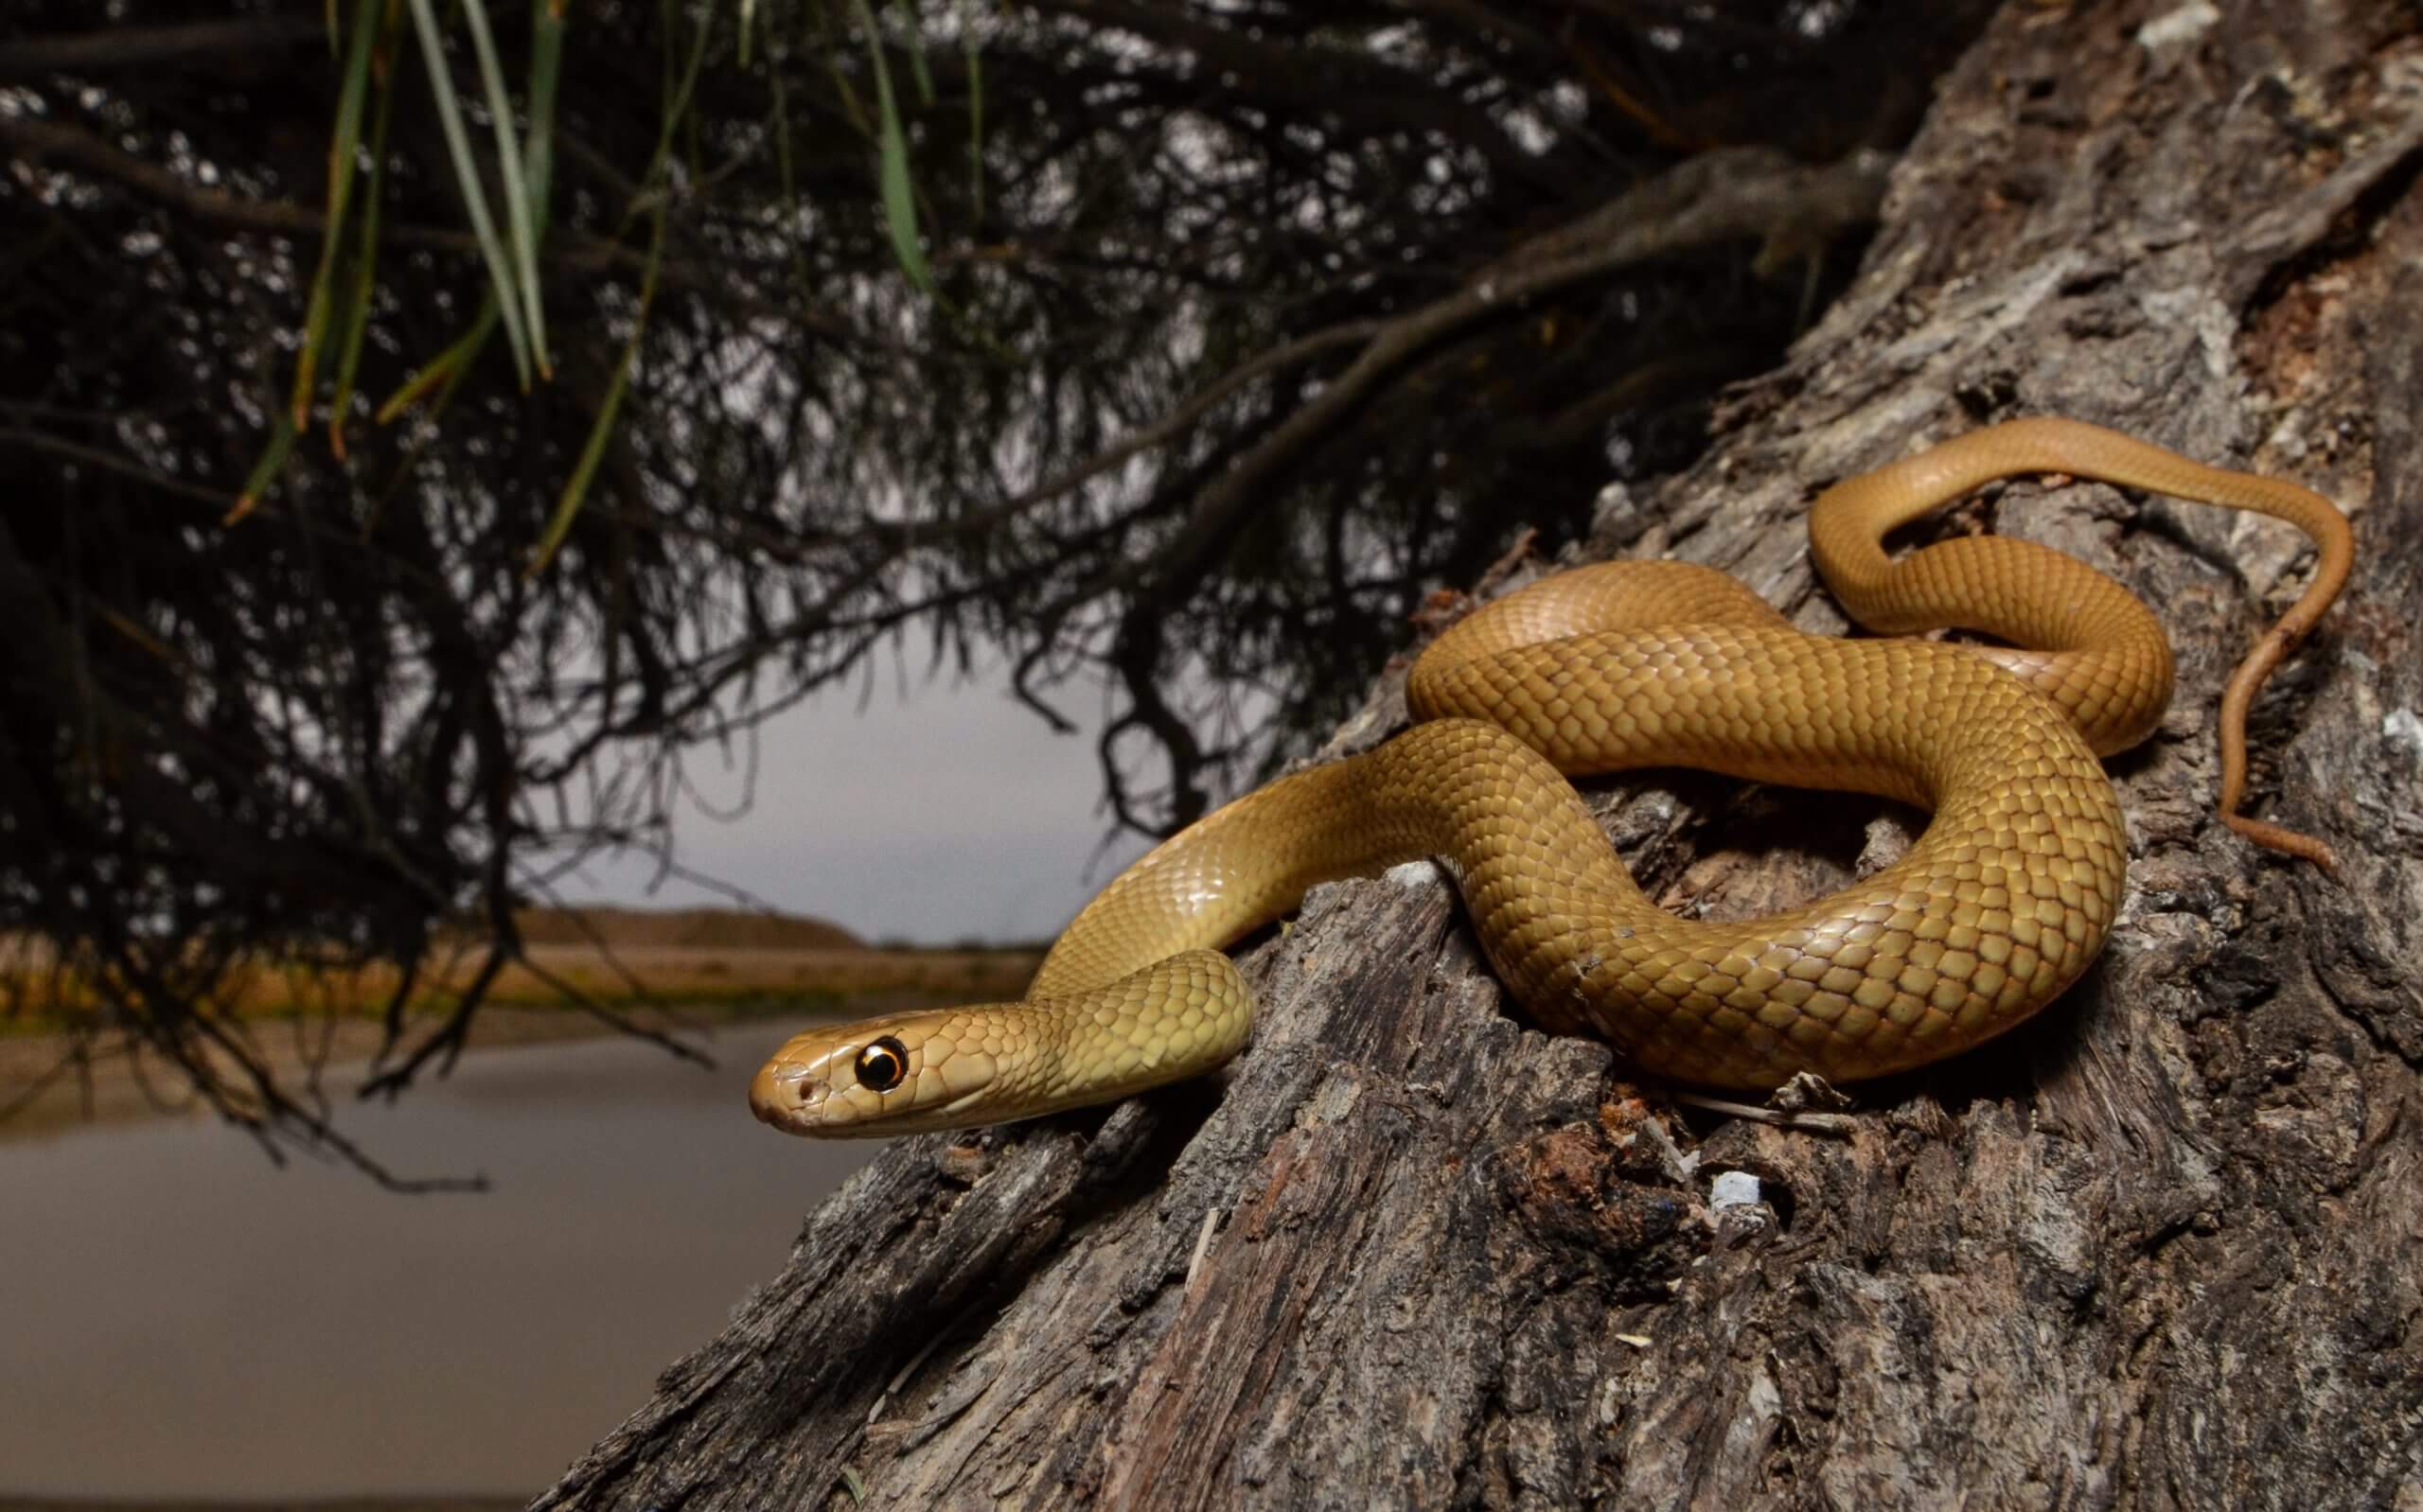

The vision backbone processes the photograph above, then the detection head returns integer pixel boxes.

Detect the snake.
[751,419,2352,1138]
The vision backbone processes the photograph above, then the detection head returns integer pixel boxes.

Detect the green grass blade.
[403,0,530,386]
[522,0,565,230]
[225,408,300,526]
[825,49,870,136]
[457,0,548,378]
[526,204,665,578]
[327,13,400,460]
[854,0,931,293]
[374,296,499,424]
[888,0,933,105]
[291,0,385,429]
[627,0,716,230]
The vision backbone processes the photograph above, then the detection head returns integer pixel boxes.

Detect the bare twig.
[0,17,326,76]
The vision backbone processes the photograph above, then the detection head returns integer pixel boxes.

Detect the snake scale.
[752,419,2352,1138]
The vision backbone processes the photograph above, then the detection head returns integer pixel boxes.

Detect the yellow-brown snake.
[751,419,2352,1137]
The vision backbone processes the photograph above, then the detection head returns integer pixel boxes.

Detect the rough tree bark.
[536,4,2423,1507]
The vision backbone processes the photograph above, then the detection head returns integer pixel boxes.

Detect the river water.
[0,1018,876,1502]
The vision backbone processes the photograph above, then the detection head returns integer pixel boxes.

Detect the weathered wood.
[536,4,2423,1506]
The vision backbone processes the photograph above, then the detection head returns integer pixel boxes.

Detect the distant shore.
[2,905,1042,1144]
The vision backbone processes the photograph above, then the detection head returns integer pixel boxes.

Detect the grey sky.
[553,659,1153,946]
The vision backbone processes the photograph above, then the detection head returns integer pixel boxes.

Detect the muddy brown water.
[0,1018,877,1502]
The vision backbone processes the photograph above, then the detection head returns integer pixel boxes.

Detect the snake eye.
[854,1036,909,1093]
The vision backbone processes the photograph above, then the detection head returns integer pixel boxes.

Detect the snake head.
[749,1009,1019,1138]
[749,953,1256,1137]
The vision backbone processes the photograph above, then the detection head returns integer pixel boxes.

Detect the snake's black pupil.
[856,1037,908,1092]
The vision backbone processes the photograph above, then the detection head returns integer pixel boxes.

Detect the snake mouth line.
[747,1086,791,1129]
[936,1087,991,1120]
[744,1059,1003,1136]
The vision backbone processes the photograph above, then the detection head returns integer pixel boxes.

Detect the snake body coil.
[752,420,2351,1137]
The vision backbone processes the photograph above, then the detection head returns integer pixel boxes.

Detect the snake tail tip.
[2223,813,2338,872]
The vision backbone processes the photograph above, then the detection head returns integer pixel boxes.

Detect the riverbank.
[2,912,1042,1144]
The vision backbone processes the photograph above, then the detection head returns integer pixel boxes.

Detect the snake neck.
[1028,758,1418,999]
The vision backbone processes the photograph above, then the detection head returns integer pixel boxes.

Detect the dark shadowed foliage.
[0,0,1995,1176]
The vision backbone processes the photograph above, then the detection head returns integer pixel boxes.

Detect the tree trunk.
[535,5,2423,1507]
